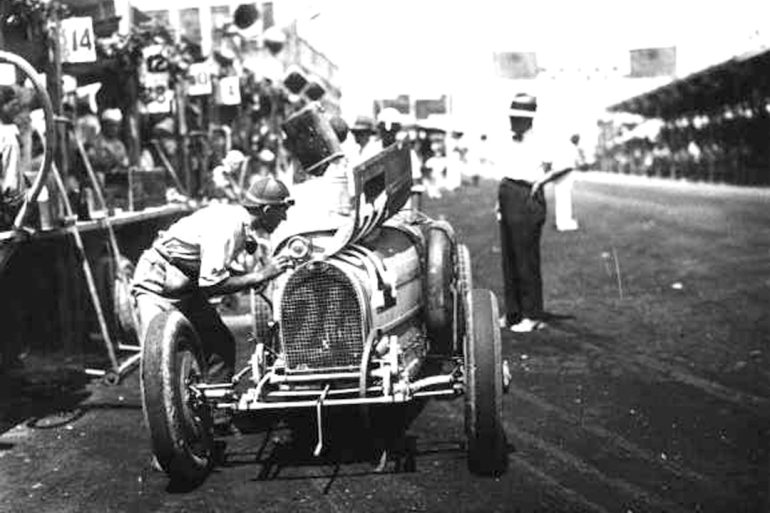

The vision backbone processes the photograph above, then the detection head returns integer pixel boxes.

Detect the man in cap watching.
[88,108,129,175]
[497,93,578,332]
[131,175,295,386]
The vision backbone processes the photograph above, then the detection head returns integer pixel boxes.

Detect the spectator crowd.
[598,106,770,185]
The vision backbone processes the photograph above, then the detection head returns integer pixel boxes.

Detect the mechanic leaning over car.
[131,175,295,383]
[497,93,578,333]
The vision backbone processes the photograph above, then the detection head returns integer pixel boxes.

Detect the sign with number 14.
[60,17,97,64]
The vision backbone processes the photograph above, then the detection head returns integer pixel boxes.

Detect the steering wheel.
[0,50,55,230]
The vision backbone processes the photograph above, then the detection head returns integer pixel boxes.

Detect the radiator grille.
[280,262,364,370]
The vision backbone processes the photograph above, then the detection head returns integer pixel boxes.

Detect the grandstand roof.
[608,47,770,119]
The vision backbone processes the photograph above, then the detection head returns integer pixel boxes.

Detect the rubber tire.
[140,310,213,485]
[464,289,508,476]
[454,244,472,356]
[426,227,454,353]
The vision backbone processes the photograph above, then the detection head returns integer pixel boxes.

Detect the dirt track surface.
[1,173,769,512]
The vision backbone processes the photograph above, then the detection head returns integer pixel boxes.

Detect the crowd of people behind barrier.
[598,107,770,185]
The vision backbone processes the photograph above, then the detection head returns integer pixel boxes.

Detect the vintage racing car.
[140,125,510,485]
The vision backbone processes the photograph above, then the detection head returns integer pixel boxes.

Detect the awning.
[608,47,770,119]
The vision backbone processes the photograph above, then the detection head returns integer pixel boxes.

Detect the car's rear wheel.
[141,310,213,485]
[464,289,508,476]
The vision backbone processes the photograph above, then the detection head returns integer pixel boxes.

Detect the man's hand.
[529,181,544,198]
[261,254,294,281]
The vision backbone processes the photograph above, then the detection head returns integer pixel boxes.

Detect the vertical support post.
[51,0,69,185]
[175,80,192,195]
[125,75,141,169]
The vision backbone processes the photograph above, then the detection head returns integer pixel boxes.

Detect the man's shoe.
[509,318,545,333]
[556,220,579,231]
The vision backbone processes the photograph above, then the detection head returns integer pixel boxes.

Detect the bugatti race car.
[140,138,511,485]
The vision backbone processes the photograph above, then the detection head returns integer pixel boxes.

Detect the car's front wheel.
[141,310,214,485]
[464,289,508,476]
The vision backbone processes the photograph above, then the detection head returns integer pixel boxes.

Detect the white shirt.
[499,131,576,183]
[0,123,21,195]
[155,204,255,288]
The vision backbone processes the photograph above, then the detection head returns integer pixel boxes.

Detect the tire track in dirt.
[547,323,770,413]
[431,400,609,513]
[506,383,713,487]
[506,453,610,513]
[505,424,691,513]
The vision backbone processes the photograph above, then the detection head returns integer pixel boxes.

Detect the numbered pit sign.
[216,76,241,106]
[146,89,175,115]
[60,17,97,64]
[141,45,172,113]
[187,63,213,96]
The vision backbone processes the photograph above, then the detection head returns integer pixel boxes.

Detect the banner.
[630,47,676,77]
[493,52,538,79]
[415,96,447,119]
[379,94,410,115]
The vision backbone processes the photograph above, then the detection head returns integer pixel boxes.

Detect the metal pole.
[50,162,120,373]
[175,80,192,195]
[51,0,69,185]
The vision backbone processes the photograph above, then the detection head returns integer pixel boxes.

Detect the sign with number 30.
[60,17,97,64]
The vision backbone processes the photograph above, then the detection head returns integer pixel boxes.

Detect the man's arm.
[530,164,574,196]
[530,141,582,196]
[200,254,293,297]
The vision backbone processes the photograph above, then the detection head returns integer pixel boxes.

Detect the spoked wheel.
[0,51,54,230]
[464,289,508,476]
[140,310,214,485]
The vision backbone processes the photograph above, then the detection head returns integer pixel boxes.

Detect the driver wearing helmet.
[131,175,295,384]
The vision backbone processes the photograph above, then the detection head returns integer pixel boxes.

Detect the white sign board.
[187,63,213,96]
[60,17,97,64]
[140,45,173,113]
[145,89,174,114]
[142,45,170,74]
[216,76,241,106]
